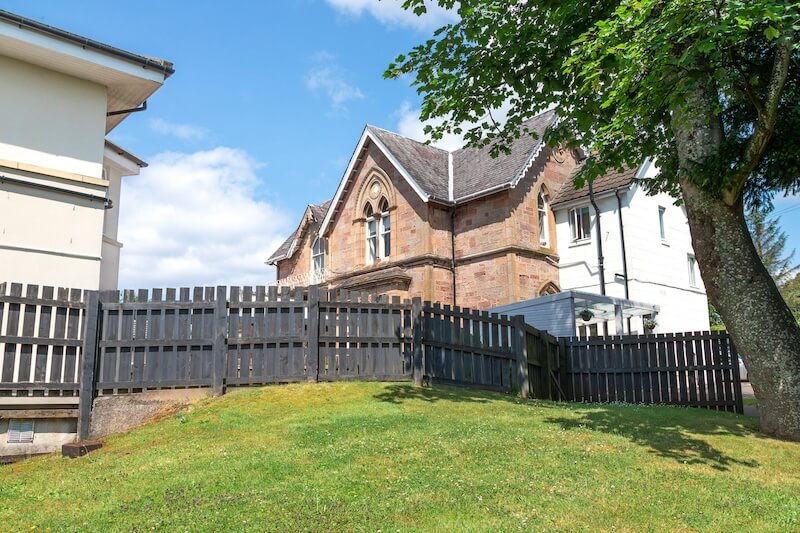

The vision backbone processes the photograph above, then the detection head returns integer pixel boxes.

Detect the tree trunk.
[682,184,800,439]
[673,77,800,440]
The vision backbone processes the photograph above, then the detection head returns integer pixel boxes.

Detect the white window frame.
[688,254,698,287]
[7,419,34,444]
[658,206,667,241]
[379,209,391,258]
[538,190,549,247]
[310,236,325,284]
[569,206,592,243]
[366,217,378,264]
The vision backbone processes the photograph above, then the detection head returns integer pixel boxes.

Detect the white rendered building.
[550,160,711,334]
[0,10,172,290]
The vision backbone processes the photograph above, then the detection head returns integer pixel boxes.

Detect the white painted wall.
[554,163,710,333]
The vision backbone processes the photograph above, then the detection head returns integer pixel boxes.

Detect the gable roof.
[270,109,562,264]
[266,199,331,265]
[452,109,557,201]
[551,164,642,207]
[366,126,450,201]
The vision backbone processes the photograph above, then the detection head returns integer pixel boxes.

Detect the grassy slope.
[2,382,799,532]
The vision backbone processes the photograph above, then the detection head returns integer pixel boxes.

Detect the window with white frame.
[379,198,391,258]
[7,419,34,443]
[310,236,325,283]
[688,254,698,287]
[538,189,549,246]
[569,206,592,242]
[365,199,391,264]
[658,206,667,241]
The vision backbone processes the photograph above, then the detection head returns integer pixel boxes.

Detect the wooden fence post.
[212,285,227,397]
[558,337,570,401]
[412,297,424,387]
[77,291,100,442]
[513,316,530,399]
[307,286,320,383]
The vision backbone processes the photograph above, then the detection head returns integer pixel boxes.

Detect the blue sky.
[5,1,799,287]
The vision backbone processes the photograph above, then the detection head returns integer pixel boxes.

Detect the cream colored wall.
[0,418,77,458]
[0,55,107,177]
[0,53,112,290]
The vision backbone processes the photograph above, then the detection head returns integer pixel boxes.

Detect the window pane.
[569,209,577,241]
[659,207,666,240]
[383,232,391,257]
[368,237,377,261]
[580,208,591,239]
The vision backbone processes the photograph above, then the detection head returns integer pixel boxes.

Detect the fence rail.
[0,282,744,440]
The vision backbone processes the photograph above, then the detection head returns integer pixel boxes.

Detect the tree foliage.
[386,0,800,201]
[747,206,799,286]
[782,274,800,324]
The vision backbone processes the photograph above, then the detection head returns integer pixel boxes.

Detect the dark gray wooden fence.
[562,331,743,413]
[418,303,520,392]
[1,282,745,440]
[0,283,87,400]
[318,291,413,382]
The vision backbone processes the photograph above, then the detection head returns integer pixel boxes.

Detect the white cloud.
[306,58,365,114]
[394,100,517,151]
[149,118,208,141]
[395,101,466,151]
[118,147,291,289]
[325,0,458,31]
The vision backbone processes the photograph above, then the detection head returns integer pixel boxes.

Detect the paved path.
[741,382,758,417]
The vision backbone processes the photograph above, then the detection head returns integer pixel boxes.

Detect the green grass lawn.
[2,382,799,532]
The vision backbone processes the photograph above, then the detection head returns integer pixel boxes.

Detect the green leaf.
[764,26,780,40]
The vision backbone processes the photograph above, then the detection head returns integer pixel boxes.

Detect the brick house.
[267,109,582,309]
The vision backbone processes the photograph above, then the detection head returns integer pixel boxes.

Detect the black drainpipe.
[587,182,605,295]
[451,206,457,306]
[615,189,630,300]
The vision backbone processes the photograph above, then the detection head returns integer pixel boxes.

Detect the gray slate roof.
[452,109,557,200]
[269,109,560,264]
[366,126,450,200]
[267,199,331,264]
[551,165,640,207]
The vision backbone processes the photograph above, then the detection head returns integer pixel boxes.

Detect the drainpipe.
[615,189,630,300]
[450,206,457,306]
[587,182,605,296]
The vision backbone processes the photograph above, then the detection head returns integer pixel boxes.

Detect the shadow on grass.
[373,383,518,405]
[545,407,760,471]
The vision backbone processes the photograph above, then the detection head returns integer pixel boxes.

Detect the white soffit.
[0,22,169,133]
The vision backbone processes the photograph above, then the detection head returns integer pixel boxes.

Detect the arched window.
[538,189,549,247]
[364,199,391,264]
[310,236,325,284]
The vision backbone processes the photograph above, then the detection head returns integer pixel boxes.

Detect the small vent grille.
[7,419,35,444]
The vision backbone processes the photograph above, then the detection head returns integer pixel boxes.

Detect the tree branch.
[724,32,794,205]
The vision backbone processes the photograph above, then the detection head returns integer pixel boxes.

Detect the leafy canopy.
[386,0,800,203]
[747,205,799,285]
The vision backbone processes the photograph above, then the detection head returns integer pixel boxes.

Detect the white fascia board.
[510,142,546,188]
[0,22,166,84]
[319,128,430,236]
[447,152,454,202]
[103,146,141,176]
[365,130,430,202]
